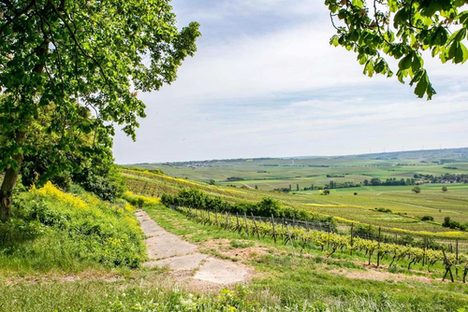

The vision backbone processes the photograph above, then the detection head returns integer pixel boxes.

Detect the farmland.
[129,148,468,190]
[122,148,468,239]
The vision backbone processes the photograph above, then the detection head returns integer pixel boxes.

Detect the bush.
[412,186,421,194]
[420,215,434,221]
[73,166,125,201]
[374,207,392,213]
[442,216,466,231]
[161,189,336,230]
[353,224,376,239]
[1,183,145,271]
[442,186,448,192]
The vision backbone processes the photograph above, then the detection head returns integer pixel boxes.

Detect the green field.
[1,168,467,311]
[129,148,468,191]
[120,172,468,239]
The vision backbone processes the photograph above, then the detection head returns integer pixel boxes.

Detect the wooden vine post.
[455,239,459,277]
[377,227,381,267]
[243,212,249,236]
[271,214,277,243]
[251,213,260,239]
[350,223,354,255]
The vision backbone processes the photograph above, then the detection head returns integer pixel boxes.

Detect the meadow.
[1,175,467,311]
[120,168,468,241]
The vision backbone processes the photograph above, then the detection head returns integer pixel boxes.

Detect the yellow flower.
[31,182,88,210]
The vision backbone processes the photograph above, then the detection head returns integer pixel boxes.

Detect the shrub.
[374,207,392,213]
[353,224,376,239]
[161,189,336,230]
[420,215,434,221]
[412,186,421,194]
[442,186,448,192]
[442,216,466,231]
[1,183,145,271]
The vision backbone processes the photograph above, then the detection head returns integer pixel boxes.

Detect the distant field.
[120,169,468,242]
[122,148,468,244]
[129,148,468,191]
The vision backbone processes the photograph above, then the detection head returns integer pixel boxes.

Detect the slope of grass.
[120,168,468,241]
[2,199,467,312]
[141,202,468,312]
[0,182,145,274]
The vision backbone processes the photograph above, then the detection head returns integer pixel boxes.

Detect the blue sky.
[113,0,468,164]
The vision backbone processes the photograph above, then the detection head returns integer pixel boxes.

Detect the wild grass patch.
[0,183,145,273]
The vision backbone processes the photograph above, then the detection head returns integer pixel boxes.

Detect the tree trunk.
[0,169,20,222]
[0,131,25,222]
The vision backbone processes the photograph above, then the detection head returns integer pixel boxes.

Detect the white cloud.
[113,1,468,163]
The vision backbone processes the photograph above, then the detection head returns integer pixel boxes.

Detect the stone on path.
[135,210,251,287]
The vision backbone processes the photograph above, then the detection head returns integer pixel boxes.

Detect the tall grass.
[0,183,145,273]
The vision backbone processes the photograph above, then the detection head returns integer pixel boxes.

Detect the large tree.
[326,0,468,99]
[0,0,200,221]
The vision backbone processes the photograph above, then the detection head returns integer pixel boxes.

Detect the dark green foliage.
[442,216,467,231]
[374,207,392,213]
[421,215,434,221]
[73,166,125,201]
[442,185,448,192]
[326,0,468,99]
[412,186,421,193]
[353,224,376,239]
[161,189,336,228]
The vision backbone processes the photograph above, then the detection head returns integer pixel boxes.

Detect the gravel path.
[135,210,251,287]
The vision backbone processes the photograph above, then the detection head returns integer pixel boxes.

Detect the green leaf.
[352,0,364,9]
[414,75,428,98]
[398,54,413,70]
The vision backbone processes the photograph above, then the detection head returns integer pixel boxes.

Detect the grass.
[0,183,145,274]
[127,148,468,190]
[0,185,467,311]
[120,168,468,241]
[140,202,468,311]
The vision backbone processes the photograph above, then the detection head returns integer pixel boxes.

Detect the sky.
[113,0,468,164]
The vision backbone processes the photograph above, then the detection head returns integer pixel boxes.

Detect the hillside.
[120,168,468,240]
[1,179,467,311]
[124,147,468,192]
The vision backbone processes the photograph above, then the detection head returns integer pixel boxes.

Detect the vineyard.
[122,167,468,281]
[170,205,467,283]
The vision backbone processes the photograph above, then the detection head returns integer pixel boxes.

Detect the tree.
[326,0,468,99]
[0,0,200,221]
[442,185,448,192]
[412,186,421,193]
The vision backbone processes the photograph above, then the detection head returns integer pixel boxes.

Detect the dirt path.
[135,210,251,289]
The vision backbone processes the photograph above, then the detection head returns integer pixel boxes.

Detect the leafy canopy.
[0,0,200,186]
[326,0,468,99]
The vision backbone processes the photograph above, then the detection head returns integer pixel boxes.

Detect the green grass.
[0,183,145,274]
[1,189,467,312]
[128,148,468,191]
[121,168,468,242]
[140,202,468,312]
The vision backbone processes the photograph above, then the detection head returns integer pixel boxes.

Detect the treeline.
[414,173,468,184]
[161,189,336,228]
[443,217,468,232]
[363,177,415,186]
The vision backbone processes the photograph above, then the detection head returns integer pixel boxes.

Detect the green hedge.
[161,189,336,229]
